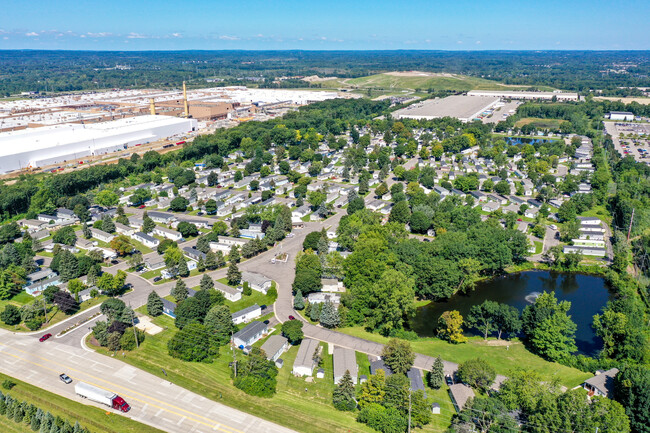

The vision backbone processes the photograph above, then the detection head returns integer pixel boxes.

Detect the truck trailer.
[74,382,130,412]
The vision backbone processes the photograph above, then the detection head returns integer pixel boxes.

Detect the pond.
[411,271,612,356]
[504,137,558,146]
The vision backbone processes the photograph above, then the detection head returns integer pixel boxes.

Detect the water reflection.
[411,270,611,356]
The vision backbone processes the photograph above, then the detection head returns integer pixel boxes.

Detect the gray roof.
[27,269,54,281]
[333,346,357,380]
[407,369,426,394]
[260,335,288,360]
[162,298,176,313]
[134,231,157,243]
[215,281,240,296]
[293,338,320,369]
[232,304,261,320]
[233,321,267,344]
[449,383,475,411]
[583,368,619,398]
[369,358,393,376]
[242,271,271,287]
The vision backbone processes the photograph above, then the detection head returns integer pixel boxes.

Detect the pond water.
[504,137,558,146]
[411,271,612,356]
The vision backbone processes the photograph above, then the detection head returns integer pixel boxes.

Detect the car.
[423,238,431,242]
[197,212,204,216]
[153,276,162,282]
[59,373,72,384]
[260,305,267,310]
[138,205,146,209]
[39,333,52,342]
[288,315,296,320]
[549,224,557,230]
[517,218,523,221]
[445,374,454,386]
[111,259,119,265]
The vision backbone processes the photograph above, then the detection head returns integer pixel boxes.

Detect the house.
[115,222,136,236]
[233,321,268,348]
[321,278,343,292]
[448,383,475,412]
[333,347,358,384]
[131,232,160,248]
[177,217,211,229]
[292,338,321,377]
[292,205,311,220]
[240,228,265,240]
[162,299,177,318]
[582,368,618,399]
[128,217,144,229]
[75,238,96,250]
[407,369,426,396]
[209,236,249,253]
[469,191,487,202]
[369,357,393,376]
[367,200,386,211]
[307,292,341,306]
[24,269,59,296]
[241,271,272,294]
[231,304,262,325]
[563,245,607,257]
[481,202,500,213]
[608,111,634,121]
[147,211,175,224]
[182,247,206,262]
[524,208,539,219]
[577,216,601,226]
[214,281,242,302]
[450,188,466,198]
[153,226,183,241]
[92,247,117,260]
[260,335,289,362]
[145,254,166,270]
[89,228,115,243]
[23,219,47,231]
[527,199,543,208]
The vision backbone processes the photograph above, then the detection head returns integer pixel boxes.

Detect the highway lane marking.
[0,342,251,433]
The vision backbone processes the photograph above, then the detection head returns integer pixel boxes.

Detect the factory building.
[0,115,197,174]
[466,90,579,101]
[393,95,500,123]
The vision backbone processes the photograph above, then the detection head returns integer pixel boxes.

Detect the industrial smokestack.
[149,98,156,116]
[182,81,189,118]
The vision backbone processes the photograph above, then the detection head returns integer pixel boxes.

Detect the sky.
[0,0,648,51]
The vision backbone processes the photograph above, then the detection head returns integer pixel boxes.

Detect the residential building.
[582,368,619,399]
[132,231,160,248]
[260,335,289,362]
[214,281,242,302]
[232,321,268,348]
[307,292,341,306]
[449,383,476,412]
[89,228,115,243]
[162,299,177,318]
[24,269,60,296]
[292,338,321,377]
[182,246,206,262]
[153,226,183,241]
[231,304,261,325]
[321,278,343,292]
[241,271,272,294]
[333,347,358,384]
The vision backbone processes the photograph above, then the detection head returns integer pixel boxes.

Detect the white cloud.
[475,40,481,45]
[127,32,147,39]
[457,40,463,44]
[219,35,240,40]
[25,32,39,37]
[87,32,112,38]
[171,33,182,38]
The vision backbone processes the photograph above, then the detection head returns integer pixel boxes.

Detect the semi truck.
[74,382,130,412]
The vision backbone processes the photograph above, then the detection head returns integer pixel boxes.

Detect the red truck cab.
[113,396,130,412]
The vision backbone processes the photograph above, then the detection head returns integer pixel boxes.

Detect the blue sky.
[1,0,648,50]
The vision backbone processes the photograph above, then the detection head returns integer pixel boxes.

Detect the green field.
[89,311,450,432]
[0,372,163,433]
[338,327,592,389]
[514,117,564,129]
[320,72,554,93]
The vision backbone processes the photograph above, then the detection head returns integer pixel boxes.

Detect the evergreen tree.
[58,251,79,282]
[101,214,115,234]
[147,291,163,317]
[205,251,218,270]
[82,224,91,240]
[215,251,226,268]
[429,356,445,389]
[293,290,305,310]
[0,398,6,416]
[142,213,155,234]
[200,274,214,291]
[319,301,340,328]
[31,408,43,431]
[72,422,82,433]
[227,262,241,285]
[197,256,205,272]
[178,257,189,278]
[309,302,322,322]
[204,304,236,345]
[171,279,188,302]
[228,245,240,264]
[333,370,357,411]
[242,282,252,296]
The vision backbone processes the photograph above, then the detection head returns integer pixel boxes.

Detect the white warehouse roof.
[0,115,197,174]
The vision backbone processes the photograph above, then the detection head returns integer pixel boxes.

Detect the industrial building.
[0,115,197,174]
[467,90,579,101]
[393,95,499,123]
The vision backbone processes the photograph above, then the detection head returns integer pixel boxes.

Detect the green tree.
[171,279,188,302]
[142,213,155,234]
[438,310,467,344]
[227,262,241,285]
[281,320,304,344]
[467,300,498,340]
[146,291,163,317]
[359,369,386,408]
[493,303,521,340]
[101,214,115,234]
[615,365,650,433]
[319,301,340,328]
[293,290,305,310]
[204,304,236,345]
[53,226,76,246]
[233,347,278,397]
[200,274,214,291]
[458,358,496,391]
[168,323,217,362]
[1,305,21,325]
[381,338,415,376]
[428,356,444,389]
[388,201,410,224]
[177,256,189,278]
[332,370,356,411]
[522,291,577,361]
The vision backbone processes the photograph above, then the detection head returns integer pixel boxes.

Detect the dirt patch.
[483,339,519,347]
[384,71,455,78]
[595,96,650,105]
[136,315,164,335]
[302,75,338,83]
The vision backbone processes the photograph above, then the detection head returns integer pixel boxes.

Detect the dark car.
[288,315,296,320]
[197,212,204,216]
[153,276,162,282]
[260,305,267,310]
[39,333,52,342]
[445,374,454,386]
[111,259,119,265]
[59,373,72,384]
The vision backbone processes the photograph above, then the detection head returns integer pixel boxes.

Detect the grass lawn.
[534,240,543,255]
[0,372,163,433]
[87,312,376,433]
[514,117,564,129]
[226,291,277,313]
[581,205,612,226]
[140,269,162,280]
[337,327,592,389]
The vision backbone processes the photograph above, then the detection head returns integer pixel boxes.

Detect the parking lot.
[604,121,650,164]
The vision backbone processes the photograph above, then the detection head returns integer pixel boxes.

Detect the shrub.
[2,380,15,390]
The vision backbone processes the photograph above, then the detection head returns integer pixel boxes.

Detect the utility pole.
[627,208,635,241]
[407,389,412,433]
[231,331,237,377]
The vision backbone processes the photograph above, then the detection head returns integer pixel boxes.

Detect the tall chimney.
[182,81,189,117]
[149,98,156,116]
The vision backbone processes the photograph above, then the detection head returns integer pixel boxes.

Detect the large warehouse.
[467,90,579,101]
[0,115,197,174]
[393,95,499,122]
